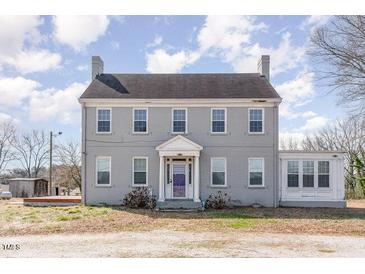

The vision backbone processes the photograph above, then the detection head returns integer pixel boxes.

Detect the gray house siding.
[83,106,278,206]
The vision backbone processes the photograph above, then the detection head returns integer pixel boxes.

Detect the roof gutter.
[78,98,282,108]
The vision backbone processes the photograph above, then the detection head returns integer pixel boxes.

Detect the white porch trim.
[156,135,203,202]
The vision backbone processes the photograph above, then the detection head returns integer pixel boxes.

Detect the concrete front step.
[156,199,204,211]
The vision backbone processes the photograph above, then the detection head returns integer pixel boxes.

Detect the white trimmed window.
[303,160,314,187]
[211,158,226,186]
[133,157,148,186]
[249,158,264,186]
[249,108,264,133]
[287,160,299,187]
[96,157,111,186]
[133,108,148,133]
[318,161,330,188]
[172,108,187,133]
[211,108,226,133]
[97,108,111,133]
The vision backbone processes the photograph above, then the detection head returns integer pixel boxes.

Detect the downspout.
[273,104,279,207]
[81,102,87,205]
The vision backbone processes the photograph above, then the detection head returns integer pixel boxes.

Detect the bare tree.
[11,130,49,178]
[308,16,365,115]
[279,135,301,150]
[0,121,16,174]
[302,116,365,197]
[55,140,81,191]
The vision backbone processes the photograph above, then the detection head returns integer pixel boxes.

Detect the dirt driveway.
[1,230,365,258]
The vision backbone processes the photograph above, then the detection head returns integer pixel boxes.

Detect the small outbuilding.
[8,178,49,198]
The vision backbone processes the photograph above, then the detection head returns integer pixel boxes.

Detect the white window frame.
[132,108,148,134]
[211,108,227,134]
[248,108,264,134]
[303,160,315,188]
[171,108,188,134]
[132,156,148,187]
[318,160,330,188]
[96,107,112,134]
[287,160,299,188]
[210,157,227,187]
[248,158,265,187]
[95,156,111,186]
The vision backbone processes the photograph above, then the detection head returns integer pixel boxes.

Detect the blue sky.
[0,15,345,144]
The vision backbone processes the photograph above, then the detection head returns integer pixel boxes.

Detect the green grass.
[206,211,260,229]
[55,215,82,221]
[52,206,112,221]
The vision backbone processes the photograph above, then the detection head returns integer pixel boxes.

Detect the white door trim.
[172,162,188,199]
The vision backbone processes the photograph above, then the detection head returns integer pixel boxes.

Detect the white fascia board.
[79,98,282,107]
[279,151,345,159]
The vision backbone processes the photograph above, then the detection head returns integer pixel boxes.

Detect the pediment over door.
[156,135,203,157]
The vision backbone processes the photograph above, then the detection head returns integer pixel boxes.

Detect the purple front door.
[173,164,186,198]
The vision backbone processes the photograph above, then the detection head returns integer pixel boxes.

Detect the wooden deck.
[23,196,81,206]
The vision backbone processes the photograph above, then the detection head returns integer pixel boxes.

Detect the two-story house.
[79,55,346,209]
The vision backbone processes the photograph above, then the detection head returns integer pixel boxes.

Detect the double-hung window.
[133,157,148,186]
[211,158,226,186]
[249,158,264,186]
[97,108,111,133]
[133,108,148,133]
[287,161,299,187]
[172,109,187,133]
[211,108,226,133]
[249,108,264,133]
[303,160,314,187]
[96,157,111,186]
[318,161,330,187]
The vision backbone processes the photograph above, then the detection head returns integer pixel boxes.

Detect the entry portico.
[156,135,203,203]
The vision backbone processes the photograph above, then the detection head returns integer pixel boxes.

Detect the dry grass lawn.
[0,199,364,237]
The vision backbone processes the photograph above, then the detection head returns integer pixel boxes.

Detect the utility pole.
[49,131,52,196]
[49,131,62,196]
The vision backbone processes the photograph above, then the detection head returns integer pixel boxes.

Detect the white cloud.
[28,82,87,124]
[276,69,315,119]
[231,32,305,76]
[302,111,317,118]
[300,15,331,32]
[300,116,329,131]
[109,16,125,25]
[197,16,267,54]
[0,76,40,107]
[146,49,199,73]
[153,16,173,25]
[53,16,109,51]
[77,64,88,71]
[145,16,305,76]
[7,50,61,74]
[276,69,314,104]
[0,16,61,74]
[0,76,86,125]
[0,112,18,125]
[147,35,163,48]
[110,41,120,50]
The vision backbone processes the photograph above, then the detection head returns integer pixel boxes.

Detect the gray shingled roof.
[80,73,281,99]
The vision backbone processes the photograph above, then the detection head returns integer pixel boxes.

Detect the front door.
[172,163,186,198]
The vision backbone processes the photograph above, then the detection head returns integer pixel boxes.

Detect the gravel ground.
[1,230,365,258]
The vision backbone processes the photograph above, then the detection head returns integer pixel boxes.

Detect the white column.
[158,156,165,202]
[193,155,200,202]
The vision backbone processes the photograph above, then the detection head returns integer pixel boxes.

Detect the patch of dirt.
[1,230,364,258]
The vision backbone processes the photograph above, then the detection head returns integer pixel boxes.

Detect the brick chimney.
[257,55,270,81]
[92,56,104,80]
